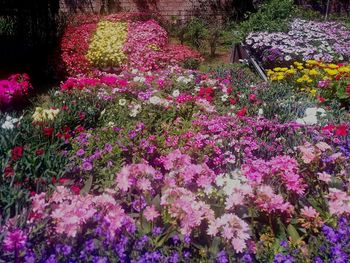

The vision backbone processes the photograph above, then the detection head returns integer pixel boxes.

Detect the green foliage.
[293,6,322,20]
[183,17,208,49]
[0,16,16,36]
[0,112,68,221]
[181,58,201,70]
[237,0,295,40]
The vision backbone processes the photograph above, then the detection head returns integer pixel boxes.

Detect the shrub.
[238,0,294,40]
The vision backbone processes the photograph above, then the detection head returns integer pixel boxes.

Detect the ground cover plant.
[245,19,350,68]
[1,10,350,263]
[267,60,350,108]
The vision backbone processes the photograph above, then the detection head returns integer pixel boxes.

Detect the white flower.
[133,76,145,83]
[258,109,264,116]
[221,94,228,102]
[1,121,14,130]
[172,90,180,98]
[285,55,292,61]
[119,99,127,106]
[149,96,161,105]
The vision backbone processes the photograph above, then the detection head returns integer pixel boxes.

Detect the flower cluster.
[0,73,32,108]
[32,107,60,123]
[2,26,350,261]
[246,19,350,66]
[267,60,350,106]
[86,21,128,68]
[61,14,201,75]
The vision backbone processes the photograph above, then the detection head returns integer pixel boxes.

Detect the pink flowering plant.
[0,73,33,109]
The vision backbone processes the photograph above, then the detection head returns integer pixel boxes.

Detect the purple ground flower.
[82,161,93,171]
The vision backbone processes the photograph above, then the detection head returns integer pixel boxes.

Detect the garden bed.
[1,11,350,263]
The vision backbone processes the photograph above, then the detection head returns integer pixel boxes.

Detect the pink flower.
[298,143,316,164]
[143,205,160,221]
[318,172,332,183]
[327,188,350,216]
[208,213,250,253]
[300,206,319,219]
[255,185,294,216]
[116,166,132,192]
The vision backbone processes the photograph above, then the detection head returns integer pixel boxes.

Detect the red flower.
[249,94,257,102]
[322,124,336,133]
[75,125,85,133]
[43,127,54,137]
[35,148,45,156]
[317,96,325,103]
[227,87,233,94]
[229,98,236,105]
[70,185,81,195]
[236,107,247,117]
[78,112,86,121]
[62,126,71,133]
[347,83,350,97]
[59,178,69,184]
[12,146,23,161]
[61,105,69,111]
[4,166,14,177]
[335,125,347,136]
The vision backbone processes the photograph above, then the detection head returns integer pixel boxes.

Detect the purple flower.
[45,255,57,263]
[152,227,163,236]
[280,240,288,248]
[62,245,72,256]
[216,251,228,263]
[2,229,27,252]
[82,161,93,171]
[92,256,108,263]
[104,143,113,152]
[24,252,35,263]
[76,149,85,156]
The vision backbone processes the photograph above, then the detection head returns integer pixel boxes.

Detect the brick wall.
[59,0,205,20]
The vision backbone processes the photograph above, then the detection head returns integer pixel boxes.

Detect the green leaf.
[287,224,300,242]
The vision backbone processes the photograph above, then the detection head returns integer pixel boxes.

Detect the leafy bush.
[238,0,294,40]
[183,17,208,49]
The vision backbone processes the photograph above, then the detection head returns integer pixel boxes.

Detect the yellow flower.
[309,89,317,96]
[87,21,127,67]
[309,69,319,76]
[324,69,338,76]
[306,60,318,65]
[338,66,350,73]
[328,64,339,69]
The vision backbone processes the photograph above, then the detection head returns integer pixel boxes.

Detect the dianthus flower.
[208,213,250,253]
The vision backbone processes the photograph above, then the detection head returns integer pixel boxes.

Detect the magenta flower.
[3,229,27,252]
[143,205,160,222]
[76,149,85,156]
[82,161,93,171]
